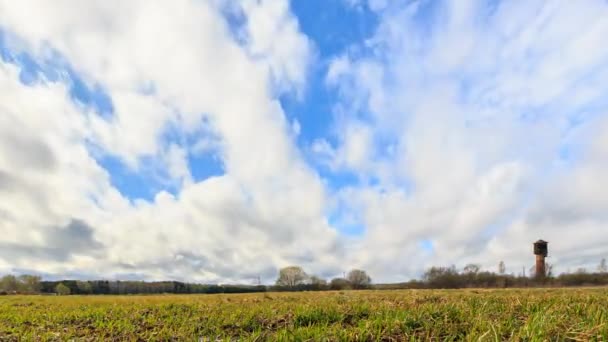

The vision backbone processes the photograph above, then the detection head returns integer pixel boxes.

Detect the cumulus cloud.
[0,0,607,283]
[326,0,608,280]
[0,0,338,282]
[0,219,104,263]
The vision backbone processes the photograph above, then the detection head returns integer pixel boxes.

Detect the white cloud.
[1,0,608,283]
[0,62,126,274]
[327,0,608,279]
[340,121,374,171]
[163,143,192,186]
[0,0,338,282]
[239,0,312,95]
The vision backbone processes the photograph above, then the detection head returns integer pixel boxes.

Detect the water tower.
[533,240,548,278]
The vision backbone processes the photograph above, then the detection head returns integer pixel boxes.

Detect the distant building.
[533,239,548,278]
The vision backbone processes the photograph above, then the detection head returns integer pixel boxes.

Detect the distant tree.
[309,275,327,290]
[329,278,351,290]
[0,275,18,292]
[546,263,554,278]
[599,258,607,274]
[423,266,461,288]
[498,261,506,275]
[463,264,481,274]
[18,275,41,293]
[77,281,93,294]
[576,267,588,274]
[55,283,71,295]
[310,276,326,286]
[347,269,371,289]
[276,266,308,287]
[529,266,536,278]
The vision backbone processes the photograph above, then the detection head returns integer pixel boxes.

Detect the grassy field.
[1,288,607,341]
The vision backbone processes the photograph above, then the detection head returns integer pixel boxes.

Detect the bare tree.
[309,275,327,290]
[310,275,327,286]
[347,269,371,289]
[498,261,506,275]
[463,264,481,274]
[599,258,607,274]
[275,266,308,287]
[529,266,536,278]
[329,278,351,290]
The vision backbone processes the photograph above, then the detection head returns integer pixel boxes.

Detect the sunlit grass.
[1,288,607,341]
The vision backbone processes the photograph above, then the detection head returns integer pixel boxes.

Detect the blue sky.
[1,0,608,282]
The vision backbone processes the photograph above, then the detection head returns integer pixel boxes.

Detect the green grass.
[1,288,607,341]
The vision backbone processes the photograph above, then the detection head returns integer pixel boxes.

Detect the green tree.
[276,266,308,287]
[0,275,18,292]
[77,281,93,294]
[55,283,71,295]
[18,275,41,293]
[347,269,372,289]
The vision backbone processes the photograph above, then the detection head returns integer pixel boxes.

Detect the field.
[1,288,607,341]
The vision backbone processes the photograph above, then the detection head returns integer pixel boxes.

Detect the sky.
[0,0,607,284]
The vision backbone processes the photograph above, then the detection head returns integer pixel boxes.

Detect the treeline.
[38,265,372,294]
[38,280,267,295]
[0,266,372,295]
[37,280,351,295]
[379,262,608,289]
[2,260,608,295]
[0,274,42,294]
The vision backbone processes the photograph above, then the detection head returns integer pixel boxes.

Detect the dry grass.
[1,288,607,341]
